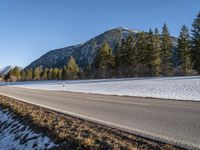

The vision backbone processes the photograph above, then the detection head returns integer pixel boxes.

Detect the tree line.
[4,56,80,82]
[90,12,200,78]
[3,12,200,81]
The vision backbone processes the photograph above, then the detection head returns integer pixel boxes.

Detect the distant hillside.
[25,27,177,70]
[0,66,23,76]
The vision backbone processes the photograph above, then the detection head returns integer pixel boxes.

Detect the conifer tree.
[8,67,21,81]
[134,31,151,76]
[95,42,115,69]
[20,70,27,81]
[191,12,200,73]
[106,47,115,70]
[118,33,135,66]
[10,67,21,78]
[47,69,51,80]
[94,42,115,77]
[58,69,62,80]
[62,66,67,80]
[114,43,120,67]
[52,68,59,80]
[66,56,80,79]
[177,25,192,75]
[135,31,148,65]
[146,29,161,76]
[27,69,33,81]
[33,67,41,80]
[41,68,48,80]
[83,65,92,79]
[160,23,173,76]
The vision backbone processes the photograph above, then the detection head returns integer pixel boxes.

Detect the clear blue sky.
[0,0,199,67]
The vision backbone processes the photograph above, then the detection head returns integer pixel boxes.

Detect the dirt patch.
[0,95,184,150]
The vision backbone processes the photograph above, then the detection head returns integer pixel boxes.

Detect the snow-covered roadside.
[10,76,200,101]
[0,108,56,150]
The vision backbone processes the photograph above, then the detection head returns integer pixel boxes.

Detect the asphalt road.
[0,86,200,149]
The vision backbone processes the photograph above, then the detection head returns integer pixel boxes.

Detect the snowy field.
[0,108,56,150]
[7,76,200,101]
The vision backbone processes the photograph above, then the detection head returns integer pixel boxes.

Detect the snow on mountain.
[0,66,13,75]
[0,66,23,75]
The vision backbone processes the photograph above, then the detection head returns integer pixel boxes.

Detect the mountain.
[0,66,23,76]
[25,27,177,70]
[25,27,138,70]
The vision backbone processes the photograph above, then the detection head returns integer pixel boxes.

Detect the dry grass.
[0,95,184,150]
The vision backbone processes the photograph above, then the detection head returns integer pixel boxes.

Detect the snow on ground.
[9,76,200,101]
[0,108,56,150]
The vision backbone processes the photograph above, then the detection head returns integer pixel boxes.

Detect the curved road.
[0,86,199,149]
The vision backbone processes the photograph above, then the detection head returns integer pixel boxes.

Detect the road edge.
[0,92,199,150]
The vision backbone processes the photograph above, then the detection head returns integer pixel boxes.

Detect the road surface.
[0,86,199,149]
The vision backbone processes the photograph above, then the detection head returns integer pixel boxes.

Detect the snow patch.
[0,109,56,150]
[10,76,200,101]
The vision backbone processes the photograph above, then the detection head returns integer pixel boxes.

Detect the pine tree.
[48,68,53,80]
[12,67,21,78]
[66,56,80,79]
[134,31,152,76]
[135,31,148,65]
[146,29,161,76]
[8,67,21,81]
[118,33,136,66]
[83,65,92,79]
[177,25,192,75]
[94,42,115,77]
[62,66,67,80]
[95,42,115,69]
[41,68,48,80]
[58,69,63,80]
[27,69,33,81]
[33,67,42,80]
[106,46,115,69]
[52,68,59,80]
[160,23,173,76]
[114,43,120,67]
[191,12,200,73]
[21,70,27,81]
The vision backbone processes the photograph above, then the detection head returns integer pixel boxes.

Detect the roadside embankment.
[0,95,183,150]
